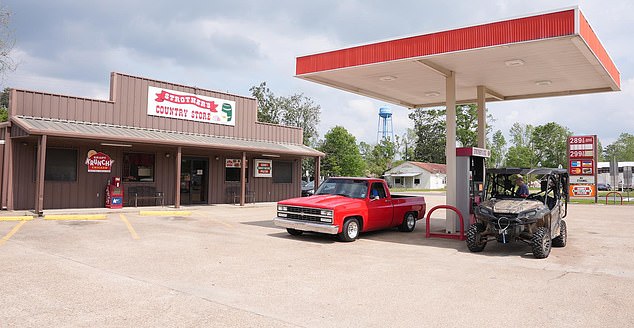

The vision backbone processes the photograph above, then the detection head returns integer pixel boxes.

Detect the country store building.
[0,73,323,214]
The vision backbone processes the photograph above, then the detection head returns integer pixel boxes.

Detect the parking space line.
[0,216,35,221]
[44,214,108,221]
[209,218,232,228]
[139,211,191,216]
[0,220,27,247]
[119,214,139,240]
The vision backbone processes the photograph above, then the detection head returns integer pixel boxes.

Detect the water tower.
[377,107,394,142]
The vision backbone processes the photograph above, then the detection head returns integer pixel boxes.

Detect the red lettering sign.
[155,90,218,112]
[85,150,114,173]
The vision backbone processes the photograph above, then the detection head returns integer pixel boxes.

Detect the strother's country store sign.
[147,86,236,126]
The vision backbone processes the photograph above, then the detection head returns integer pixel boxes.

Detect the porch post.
[1,127,13,210]
[35,134,47,216]
[240,152,246,206]
[175,146,181,208]
[313,156,321,193]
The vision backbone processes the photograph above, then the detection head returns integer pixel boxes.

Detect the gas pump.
[455,147,490,232]
[105,177,124,209]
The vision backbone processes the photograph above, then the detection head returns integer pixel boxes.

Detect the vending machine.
[105,177,124,208]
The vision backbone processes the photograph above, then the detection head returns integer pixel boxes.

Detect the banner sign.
[567,135,597,198]
[85,150,114,173]
[254,159,272,178]
[147,86,236,126]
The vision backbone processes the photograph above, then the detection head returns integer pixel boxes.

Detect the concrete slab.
[0,195,633,327]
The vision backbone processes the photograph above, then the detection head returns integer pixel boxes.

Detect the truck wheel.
[286,228,303,236]
[466,223,487,252]
[338,218,360,242]
[398,213,416,232]
[552,220,567,247]
[531,227,552,259]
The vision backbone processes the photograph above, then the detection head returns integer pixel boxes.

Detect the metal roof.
[296,7,620,108]
[12,116,323,157]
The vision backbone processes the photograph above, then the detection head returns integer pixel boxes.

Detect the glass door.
[180,158,208,205]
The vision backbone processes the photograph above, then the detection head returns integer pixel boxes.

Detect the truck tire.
[552,220,567,247]
[286,228,303,236]
[531,227,552,259]
[398,213,416,232]
[466,223,487,252]
[338,218,360,242]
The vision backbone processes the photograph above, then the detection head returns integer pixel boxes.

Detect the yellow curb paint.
[0,216,35,221]
[44,214,108,221]
[0,220,27,246]
[139,211,191,216]
[119,214,139,240]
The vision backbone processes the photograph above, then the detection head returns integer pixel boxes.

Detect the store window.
[273,161,292,183]
[123,153,155,182]
[45,148,77,181]
[395,178,401,184]
[225,167,249,182]
[414,178,421,185]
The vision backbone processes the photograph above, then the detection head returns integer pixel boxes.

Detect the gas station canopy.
[295,7,620,108]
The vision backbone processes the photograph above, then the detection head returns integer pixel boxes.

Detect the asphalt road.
[1,195,633,327]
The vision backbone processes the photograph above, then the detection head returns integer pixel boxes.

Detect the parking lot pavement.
[1,197,634,327]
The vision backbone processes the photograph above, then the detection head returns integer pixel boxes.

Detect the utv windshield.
[315,179,368,199]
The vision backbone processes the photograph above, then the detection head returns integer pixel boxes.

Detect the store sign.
[147,86,236,126]
[225,159,247,168]
[85,150,114,173]
[570,184,596,197]
[254,159,272,178]
[568,135,597,198]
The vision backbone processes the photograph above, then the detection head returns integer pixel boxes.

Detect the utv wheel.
[531,227,552,259]
[552,220,567,247]
[398,213,416,232]
[466,223,487,252]
[286,228,303,236]
[338,218,360,242]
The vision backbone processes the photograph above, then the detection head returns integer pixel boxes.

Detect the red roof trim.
[578,11,621,89]
[296,10,575,75]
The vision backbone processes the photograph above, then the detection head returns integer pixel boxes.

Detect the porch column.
[313,156,320,194]
[445,71,457,233]
[240,151,246,206]
[1,126,13,210]
[175,146,182,208]
[477,85,487,148]
[34,135,47,216]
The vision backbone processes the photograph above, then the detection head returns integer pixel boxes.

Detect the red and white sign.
[147,86,236,126]
[569,184,596,197]
[254,159,272,178]
[85,150,114,173]
[225,159,247,168]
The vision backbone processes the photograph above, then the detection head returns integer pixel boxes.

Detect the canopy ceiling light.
[535,80,553,86]
[379,75,397,81]
[424,91,441,97]
[504,59,525,67]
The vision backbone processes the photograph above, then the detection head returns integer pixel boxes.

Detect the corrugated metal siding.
[296,10,575,75]
[578,11,621,89]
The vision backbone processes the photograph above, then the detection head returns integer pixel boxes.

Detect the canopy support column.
[175,146,181,209]
[35,135,47,216]
[477,85,487,148]
[445,71,457,233]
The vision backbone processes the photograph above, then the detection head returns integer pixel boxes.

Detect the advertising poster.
[254,159,273,178]
[147,86,236,126]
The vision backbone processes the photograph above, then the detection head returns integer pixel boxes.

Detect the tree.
[531,122,572,168]
[319,126,366,177]
[505,123,537,167]
[488,130,506,168]
[0,87,8,122]
[249,82,283,124]
[409,105,493,163]
[395,129,417,161]
[365,138,397,177]
[604,133,634,161]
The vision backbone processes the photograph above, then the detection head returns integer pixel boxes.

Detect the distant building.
[384,162,446,189]
[597,161,634,188]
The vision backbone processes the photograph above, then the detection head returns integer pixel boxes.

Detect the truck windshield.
[315,179,368,199]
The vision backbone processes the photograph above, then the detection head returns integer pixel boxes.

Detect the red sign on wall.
[85,150,114,173]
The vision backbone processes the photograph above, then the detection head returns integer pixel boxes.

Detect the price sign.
[568,135,597,199]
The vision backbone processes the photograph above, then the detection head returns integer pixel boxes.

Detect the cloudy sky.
[3,0,633,146]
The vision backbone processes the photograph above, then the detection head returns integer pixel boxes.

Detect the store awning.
[11,116,323,157]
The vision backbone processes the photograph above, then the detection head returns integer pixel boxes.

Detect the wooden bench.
[128,185,164,207]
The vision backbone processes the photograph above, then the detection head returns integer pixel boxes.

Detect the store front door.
[180,157,208,205]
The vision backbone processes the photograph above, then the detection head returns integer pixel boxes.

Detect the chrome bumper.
[273,218,339,235]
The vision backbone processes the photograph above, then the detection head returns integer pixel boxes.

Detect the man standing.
[515,175,529,198]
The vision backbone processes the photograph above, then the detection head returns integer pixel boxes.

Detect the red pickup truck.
[274,177,426,241]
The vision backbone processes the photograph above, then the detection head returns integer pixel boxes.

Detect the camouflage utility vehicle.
[467,168,569,259]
